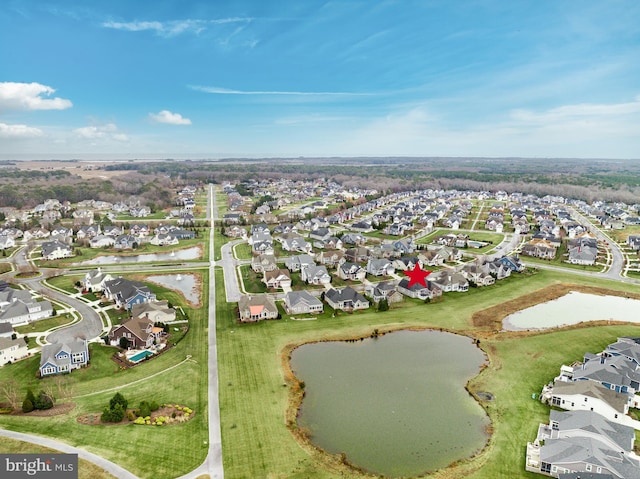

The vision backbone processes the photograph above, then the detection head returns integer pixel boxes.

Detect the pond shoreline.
[282,328,490,478]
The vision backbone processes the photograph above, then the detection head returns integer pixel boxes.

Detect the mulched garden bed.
[77,403,194,426]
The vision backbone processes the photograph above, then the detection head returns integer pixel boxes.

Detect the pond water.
[502,291,640,331]
[145,274,200,305]
[290,330,489,477]
[75,246,201,265]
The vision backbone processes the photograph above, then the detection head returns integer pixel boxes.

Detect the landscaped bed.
[77,403,194,426]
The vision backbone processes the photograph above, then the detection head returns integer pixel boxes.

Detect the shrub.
[149,400,159,411]
[127,410,137,421]
[34,391,54,410]
[139,401,151,418]
[101,403,125,423]
[22,398,34,413]
[134,417,145,425]
[109,392,128,411]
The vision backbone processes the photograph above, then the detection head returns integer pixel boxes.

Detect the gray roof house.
[41,240,73,260]
[301,265,332,285]
[0,289,53,325]
[284,291,323,315]
[526,410,640,479]
[81,268,114,292]
[103,278,156,311]
[39,339,89,377]
[324,287,369,311]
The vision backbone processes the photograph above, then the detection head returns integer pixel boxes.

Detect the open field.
[216,267,640,478]
[11,160,129,180]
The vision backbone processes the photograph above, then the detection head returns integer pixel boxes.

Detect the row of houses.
[527,336,640,478]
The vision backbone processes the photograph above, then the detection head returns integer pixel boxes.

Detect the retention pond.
[290,329,489,477]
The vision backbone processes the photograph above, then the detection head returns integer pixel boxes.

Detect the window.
[586,464,592,471]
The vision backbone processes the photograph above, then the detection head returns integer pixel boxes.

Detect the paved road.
[568,207,625,280]
[219,240,243,302]
[180,183,224,479]
[12,247,105,344]
[0,429,140,479]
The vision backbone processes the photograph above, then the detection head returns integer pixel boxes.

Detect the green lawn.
[238,265,267,293]
[0,274,209,479]
[233,242,252,260]
[216,268,640,479]
[15,314,75,334]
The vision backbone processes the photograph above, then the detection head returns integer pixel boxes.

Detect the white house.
[0,336,28,366]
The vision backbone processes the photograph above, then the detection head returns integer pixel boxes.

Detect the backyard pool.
[129,350,154,363]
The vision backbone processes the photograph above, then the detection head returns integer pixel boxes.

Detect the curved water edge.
[472,282,640,332]
[503,291,640,331]
[283,327,491,478]
[143,273,201,306]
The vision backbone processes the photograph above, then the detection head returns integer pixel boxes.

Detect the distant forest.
[2,157,639,208]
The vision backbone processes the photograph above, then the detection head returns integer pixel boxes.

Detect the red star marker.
[403,263,431,288]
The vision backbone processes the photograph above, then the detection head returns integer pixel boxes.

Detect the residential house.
[366,281,403,304]
[284,291,323,315]
[129,224,150,237]
[627,236,640,251]
[366,258,395,277]
[338,262,367,281]
[526,410,640,479]
[341,233,367,246]
[316,250,345,268]
[397,278,442,300]
[309,227,331,242]
[500,255,525,272]
[430,271,469,292]
[103,278,156,310]
[483,258,512,280]
[0,236,15,250]
[344,247,370,263]
[285,254,315,272]
[392,256,422,271]
[150,233,180,246]
[109,316,160,349]
[76,224,101,240]
[522,239,557,260]
[0,336,28,366]
[131,300,176,324]
[281,236,312,253]
[542,380,632,428]
[263,269,292,289]
[39,339,89,376]
[81,268,114,292]
[0,289,53,325]
[113,234,138,250]
[224,225,248,239]
[251,254,278,273]
[301,265,332,285]
[324,287,370,311]
[41,240,73,260]
[238,294,279,322]
[461,263,496,287]
[89,235,116,249]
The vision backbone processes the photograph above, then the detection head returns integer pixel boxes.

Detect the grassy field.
[232,242,253,260]
[0,275,210,479]
[15,314,76,334]
[0,438,118,479]
[215,268,640,479]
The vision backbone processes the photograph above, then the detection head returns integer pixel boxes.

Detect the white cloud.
[149,110,192,125]
[189,85,372,97]
[102,18,252,37]
[511,96,640,123]
[73,123,128,142]
[0,82,72,111]
[0,122,43,138]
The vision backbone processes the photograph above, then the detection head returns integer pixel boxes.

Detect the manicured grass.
[0,273,210,479]
[0,262,12,274]
[216,268,640,479]
[232,242,252,260]
[46,275,80,294]
[607,225,640,243]
[0,438,118,479]
[15,314,75,334]
[238,265,267,293]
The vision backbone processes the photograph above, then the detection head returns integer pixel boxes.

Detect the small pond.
[75,246,201,265]
[290,330,489,477]
[145,274,200,305]
[502,291,640,331]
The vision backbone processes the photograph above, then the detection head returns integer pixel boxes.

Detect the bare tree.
[0,378,21,410]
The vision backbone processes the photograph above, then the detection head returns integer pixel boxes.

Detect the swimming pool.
[129,350,154,363]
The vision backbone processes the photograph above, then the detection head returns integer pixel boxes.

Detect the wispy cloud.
[149,110,192,125]
[73,123,128,142]
[511,95,640,123]
[189,85,373,97]
[102,18,252,37]
[0,122,43,138]
[0,82,72,111]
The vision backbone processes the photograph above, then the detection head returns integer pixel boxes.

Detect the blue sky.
[1,0,639,159]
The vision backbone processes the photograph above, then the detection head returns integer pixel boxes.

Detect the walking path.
[0,429,140,479]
